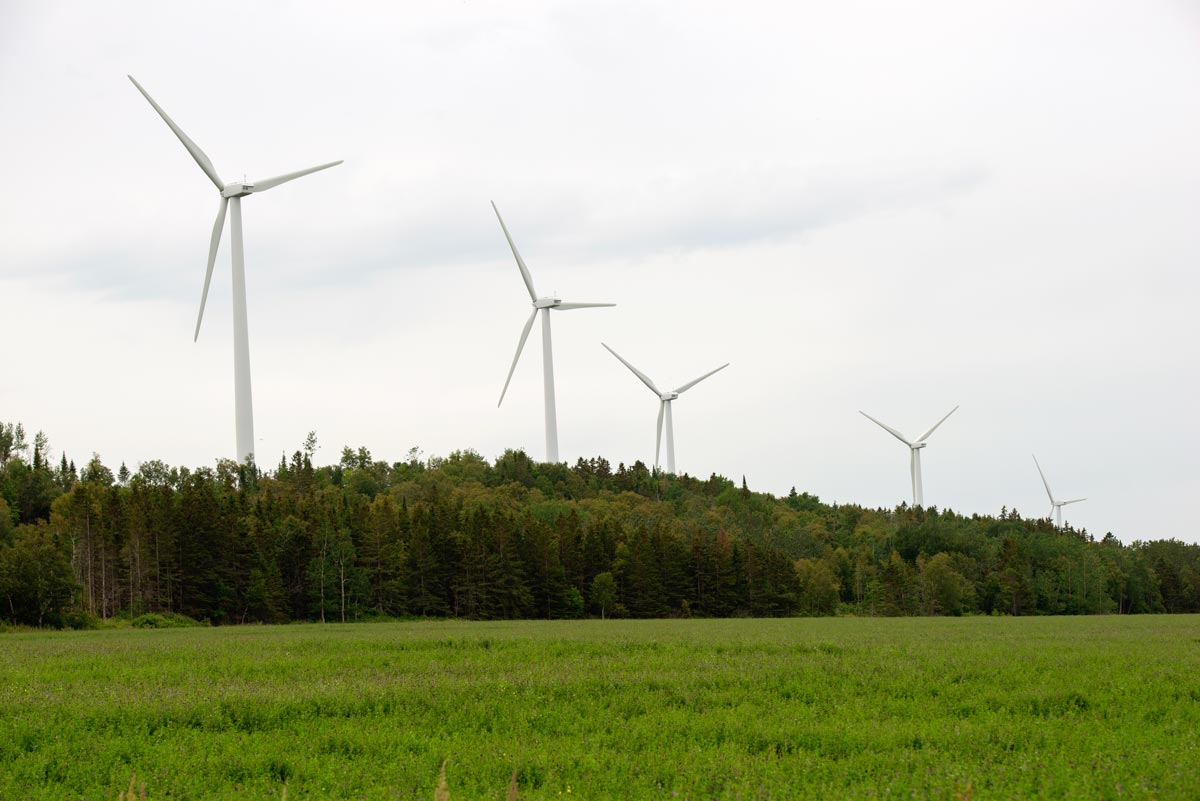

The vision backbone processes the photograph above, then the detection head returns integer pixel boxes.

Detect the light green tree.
[590,571,618,619]
[794,558,840,615]
[920,552,974,615]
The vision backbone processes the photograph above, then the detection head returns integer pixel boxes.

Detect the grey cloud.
[259,161,988,289]
[584,164,988,255]
[31,161,984,300]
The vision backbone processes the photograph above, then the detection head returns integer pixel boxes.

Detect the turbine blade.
[917,405,959,442]
[498,309,538,407]
[656,400,665,469]
[194,197,229,341]
[675,363,730,394]
[251,160,343,192]
[859,411,911,446]
[128,75,223,190]
[1062,498,1087,505]
[601,343,661,395]
[491,201,537,301]
[553,302,616,310]
[1032,454,1056,504]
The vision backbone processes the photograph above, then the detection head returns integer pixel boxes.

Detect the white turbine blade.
[491,201,537,302]
[194,197,229,341]
[1032,454,1056,504]
[251,160,343,192]
[498,309,538,407]
[554,302,616,310]
[917,405,959,442]
[859,411,912,446]
[601,343,661,395]
[655,400,665,469]
[675,363,730,394]
[1062,498,1087,505]
[128,75,223,190]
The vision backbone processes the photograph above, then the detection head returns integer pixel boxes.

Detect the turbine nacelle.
[534,297,562,309]
[221,182,256,198]
[660,391,680,402]
[910,442,927,450]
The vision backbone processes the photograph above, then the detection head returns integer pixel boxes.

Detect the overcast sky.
[1,1,1198,543]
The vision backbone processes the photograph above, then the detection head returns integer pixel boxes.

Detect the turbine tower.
[602,343,728,474]
[1033,454,1086,528]
[860,405,958,507]
[493,202,614,463]
[129,76,342,464]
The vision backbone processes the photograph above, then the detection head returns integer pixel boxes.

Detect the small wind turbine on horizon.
[492,202,614,463]
[860,406,958,508]
[601,343,728,475]
[128,75,342,464]
[1033,454,1086,528]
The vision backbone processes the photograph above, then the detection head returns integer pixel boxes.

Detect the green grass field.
[2,616,1198,800]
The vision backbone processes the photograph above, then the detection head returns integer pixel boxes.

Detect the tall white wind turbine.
[860,406,958,507]
[493,202,614,463]
[129,76,342,464]
[1033,454,1086,528]
[601,343,728,474]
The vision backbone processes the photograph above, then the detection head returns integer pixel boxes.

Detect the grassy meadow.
[1,616,1198,800]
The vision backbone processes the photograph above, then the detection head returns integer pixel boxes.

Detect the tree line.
[1,421,1197,628]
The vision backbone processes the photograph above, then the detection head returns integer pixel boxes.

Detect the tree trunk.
[339,558,346,624]
[318,528,328,624]
[86,510,94,615]
[100,546,107,619]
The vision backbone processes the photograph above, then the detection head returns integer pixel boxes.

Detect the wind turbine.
[1033,455,1086,528]
[493,202,614,463]
[601,343,728,474]
[860,405,958,507]
[128,75,342,464]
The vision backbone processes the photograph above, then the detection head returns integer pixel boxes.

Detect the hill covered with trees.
[1,421,1197,628]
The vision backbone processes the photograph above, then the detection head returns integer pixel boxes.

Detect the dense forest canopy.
[1,421,1197,628]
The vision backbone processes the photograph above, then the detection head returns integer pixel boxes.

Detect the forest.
[1,421,1198,628]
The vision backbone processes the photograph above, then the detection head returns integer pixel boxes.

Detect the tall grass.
[3,617,1195,799]
[115,761,520,800]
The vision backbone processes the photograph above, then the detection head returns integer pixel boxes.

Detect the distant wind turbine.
[860,406,958,507]
[128,75,342,464]
[1033,455,1086,528]
[601,343,728,474]
[492,202,614,463]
